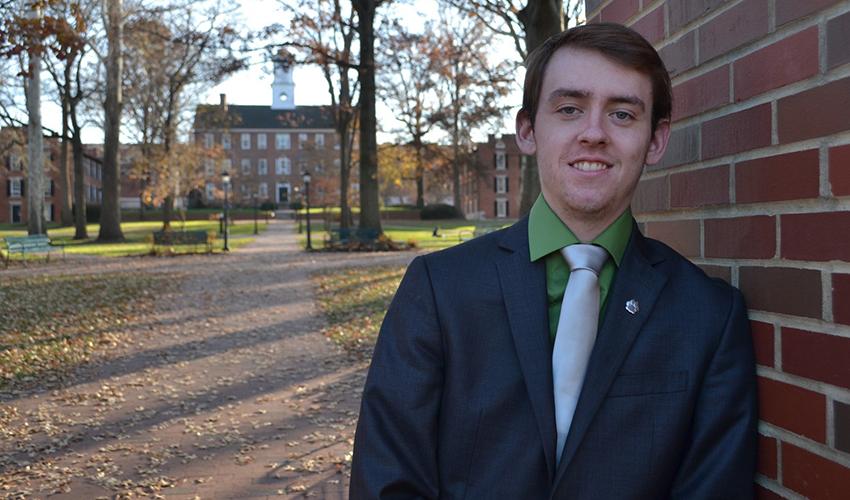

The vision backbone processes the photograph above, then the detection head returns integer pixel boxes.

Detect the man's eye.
[612,111,633,121]
[559,106,580,115]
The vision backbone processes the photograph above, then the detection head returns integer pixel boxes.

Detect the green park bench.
[151,230,215,253]
[2,234,65,267]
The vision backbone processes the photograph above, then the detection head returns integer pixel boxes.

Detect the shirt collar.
[528,194,632,266]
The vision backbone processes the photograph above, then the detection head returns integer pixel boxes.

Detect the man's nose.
[578,112,609,146]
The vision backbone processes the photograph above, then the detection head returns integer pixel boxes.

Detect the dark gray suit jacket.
[350,218,757,499]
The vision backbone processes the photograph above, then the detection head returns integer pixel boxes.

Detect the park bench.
[2,234,65,267]
[151,230,215,253]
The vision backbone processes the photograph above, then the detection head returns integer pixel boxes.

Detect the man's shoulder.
[421,220,524,265]
[639,232,738,298]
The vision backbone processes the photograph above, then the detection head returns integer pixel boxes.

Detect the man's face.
[516,47,670,231]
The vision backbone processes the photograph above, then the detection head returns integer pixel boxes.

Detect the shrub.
[289,200,304,210]
[85,204,101,223]
[260,201,278,211]
[420,203,465,220]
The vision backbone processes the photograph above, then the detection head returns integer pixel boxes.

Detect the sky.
[36,0,529,144]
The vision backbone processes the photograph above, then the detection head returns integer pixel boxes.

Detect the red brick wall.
[585,0,850,497]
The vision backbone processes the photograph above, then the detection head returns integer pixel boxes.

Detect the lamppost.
[252,192,258,235]
[303,170,312,250]
[222,171,230,252]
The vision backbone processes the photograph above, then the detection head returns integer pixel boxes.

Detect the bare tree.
[440,0,582,214]
[98,0,124,241]
[378,20,440,209]
[432,12,512,212]
[277,0,360,230]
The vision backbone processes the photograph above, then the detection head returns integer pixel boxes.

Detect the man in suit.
[350,23,757,499]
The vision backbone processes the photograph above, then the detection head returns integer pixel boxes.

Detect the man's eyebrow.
[547,88,646,112]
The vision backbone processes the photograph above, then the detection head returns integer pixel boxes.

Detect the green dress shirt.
[527,195,633,340]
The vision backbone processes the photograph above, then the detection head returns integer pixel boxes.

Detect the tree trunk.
[414,140,424,209]
[452,140,461,212]
[353,0,382,234]
[98,0,125,242]
[71,132,87,239]
[517,0,563,215]
[25,43,45,235]
[162,195,174,230]
[338,128,352,230]
[59,95,73,226]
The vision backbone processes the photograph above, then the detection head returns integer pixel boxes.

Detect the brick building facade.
[462,134,527,219]
[584,0,850,497]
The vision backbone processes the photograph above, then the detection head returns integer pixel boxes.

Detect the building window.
[222,158,232,172]
[204,133,214,148]
[241,133,251,150]
[275,133,290,149]
[315,133,324,148]
[334,158,340,168]
[496,199,508,218]
[43,203,53,222]
[298,133,308,149]
[496,152,506,170]
[204,159,215,177]
[241,158,251,174]
[258,158,268,175]
[240,184,248,196]
[259,182,268,198]
[275,157,291,175]
[316,160,324,174]
[257,133,267,149]
[205,182,215,200]
[221,133,231,150]
[9,178,22,197]
[495,175,508,194]
[44,180,53,197]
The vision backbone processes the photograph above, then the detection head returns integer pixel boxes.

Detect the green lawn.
[297,219,515,250]
[0,220,266,259]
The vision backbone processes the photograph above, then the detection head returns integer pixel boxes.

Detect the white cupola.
[272,50,296,110]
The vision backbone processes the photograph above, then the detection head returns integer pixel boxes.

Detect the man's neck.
[549,204,626,243]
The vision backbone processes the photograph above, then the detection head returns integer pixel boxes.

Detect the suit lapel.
[553,228,669,486]
[495,219,557,480]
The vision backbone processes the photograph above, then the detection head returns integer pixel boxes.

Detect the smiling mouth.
[570,161,610,172]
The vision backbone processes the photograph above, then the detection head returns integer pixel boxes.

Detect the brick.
[758,434,778,479]
[702,104,772,160]
[705,216,775,258]
[778,77,850,143]
[781,212,850,261]
[776,0,845,27]
[734,27,820,101]
[831,144,850,196]
[750,320,774,367]
[643,219,700,257]
[834,274,850,326]
[736,149,820,203]
[601,0,640,24]
[699,264,731,284]
[829,11,850,70]
[783,328,850,390]
[668,0,726,32]
[672,65,730,121]
[739,267,821,319]
[659,31,696,77]
[699,0,769,63]
[653,124,699,170]
[835,400,850,454]
[632,175,668,214]
[670,165,729,207]
[758,377,826,442]
[630,6,665,45]
[782,443,850,499]
[755,485,784,500]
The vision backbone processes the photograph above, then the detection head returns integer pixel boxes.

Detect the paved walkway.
[0,221,418,499]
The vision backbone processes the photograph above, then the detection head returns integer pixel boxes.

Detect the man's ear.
[515,109,537,155]
[645,118,671,166]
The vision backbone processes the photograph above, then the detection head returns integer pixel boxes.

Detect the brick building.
[192,53,345,208]
[583,0,850,497]
[463,134,528,219]
[1,128,103,224]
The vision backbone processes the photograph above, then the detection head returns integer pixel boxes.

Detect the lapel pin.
[625,299,639,315]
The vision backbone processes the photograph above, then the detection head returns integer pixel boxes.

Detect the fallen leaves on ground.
[311,266,405,355]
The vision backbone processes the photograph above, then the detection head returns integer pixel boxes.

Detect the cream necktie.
[553,244,609,466]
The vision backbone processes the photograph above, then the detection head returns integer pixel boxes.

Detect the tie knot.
[561,244,609,276]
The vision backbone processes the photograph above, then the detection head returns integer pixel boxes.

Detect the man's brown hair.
[521,22,672,133]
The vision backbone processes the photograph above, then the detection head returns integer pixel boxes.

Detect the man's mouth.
[570,161,610,172]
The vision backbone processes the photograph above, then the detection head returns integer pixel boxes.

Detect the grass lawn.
[0,220,266,259]
[297,218,515,250]
[312,265,406,356]
[0,272,176,389]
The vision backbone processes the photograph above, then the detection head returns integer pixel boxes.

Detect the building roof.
[193,104,335,131]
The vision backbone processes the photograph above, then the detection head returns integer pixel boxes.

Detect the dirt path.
[0,220,418,499]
